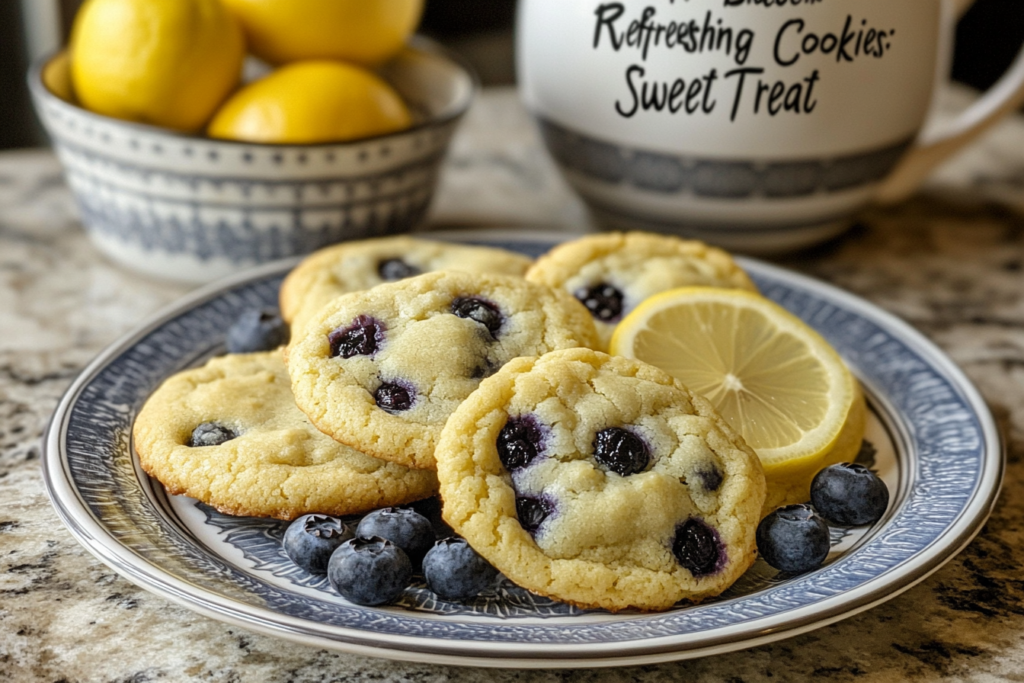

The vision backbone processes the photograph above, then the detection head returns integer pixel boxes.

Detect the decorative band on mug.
[693,161,760,199]
[629,153,690,192]
[537,118,913,199]
[583,195,856,236]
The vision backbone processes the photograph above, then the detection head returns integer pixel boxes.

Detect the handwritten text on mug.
[594,1,897,121]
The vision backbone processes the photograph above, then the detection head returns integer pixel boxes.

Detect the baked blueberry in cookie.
[526,232,759,349]
[497,415,544,471]
[434,348,766,612]
[451,297,503,337]
[575,283,625,323]
[592,427,649,476]
[188,422,237,447]
[672,518,725,577]
[378,257,421,281]
[328,315,385,358]
[286,271,600,470]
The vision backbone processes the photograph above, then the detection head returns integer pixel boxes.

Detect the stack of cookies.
[134,232,770,612]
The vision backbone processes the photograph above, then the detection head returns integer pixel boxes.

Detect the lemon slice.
[761,381,866,512]
[610,287,858,479]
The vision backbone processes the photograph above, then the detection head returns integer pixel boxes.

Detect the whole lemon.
[70,0,245,132]
[220,0,423,66]
[207,61,413,144]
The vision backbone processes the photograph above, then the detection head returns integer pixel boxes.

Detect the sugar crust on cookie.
[133,351,438,520]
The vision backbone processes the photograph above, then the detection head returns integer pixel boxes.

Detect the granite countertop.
[3,86,1024,681]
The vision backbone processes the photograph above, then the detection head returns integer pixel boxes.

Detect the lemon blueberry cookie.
[133,351,438,520]
[286,270,600,470]
[434,348,766,612]
[525,232,758,349]
[280,236,534,335]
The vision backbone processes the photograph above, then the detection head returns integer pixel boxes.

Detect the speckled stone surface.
[4,86,1024,681]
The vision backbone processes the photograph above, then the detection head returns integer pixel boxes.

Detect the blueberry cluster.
[756,462,890,574]
[281,505,499,606]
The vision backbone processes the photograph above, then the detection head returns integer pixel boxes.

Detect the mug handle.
[877,0,1024,203]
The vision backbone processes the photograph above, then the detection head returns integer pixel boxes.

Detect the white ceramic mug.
[517,0,1024,251]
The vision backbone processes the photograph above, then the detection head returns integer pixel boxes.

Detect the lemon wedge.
[610,287,860,480]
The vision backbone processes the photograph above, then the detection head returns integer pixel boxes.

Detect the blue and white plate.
[43,231,1003,668]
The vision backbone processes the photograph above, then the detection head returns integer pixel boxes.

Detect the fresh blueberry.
[378,258,421,281]
[811,462,890,526]
[593,427,649,476]
[356,507,435,566]
[497,415,543,471]
[575,283,624,322]
[375,382,414,412]
[423,537,499,601]
[451,297,503,337]
[188,422,237,447]
[327,536,412,606]
[515,495,553,534]
[328,315,385,358]
[756,504,831,573]
[696,465,723,492]
[226,308,289,353]
[282,514,353,575]
[672,517,723,577]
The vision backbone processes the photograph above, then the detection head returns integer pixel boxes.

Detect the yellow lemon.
[70,0,245,132]
[610,287,863,484]
[207,61,412,144]
[220,0,424,66]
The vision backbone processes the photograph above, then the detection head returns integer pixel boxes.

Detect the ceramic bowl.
[29,41,475,284]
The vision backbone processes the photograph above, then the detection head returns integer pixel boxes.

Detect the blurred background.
[0,0,1020,150]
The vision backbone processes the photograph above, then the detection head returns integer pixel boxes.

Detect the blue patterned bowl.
[28,41,474,284]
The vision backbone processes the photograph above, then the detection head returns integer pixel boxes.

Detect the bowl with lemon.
[29,0,474,284]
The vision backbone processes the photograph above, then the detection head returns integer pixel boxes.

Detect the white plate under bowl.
[42,230,1003,668]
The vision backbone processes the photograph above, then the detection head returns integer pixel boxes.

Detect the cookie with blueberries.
[279,236,534,336]
[133,352,438,520]
[286,271,600,470]
[434,348,766,612]
[525,232,758,349]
